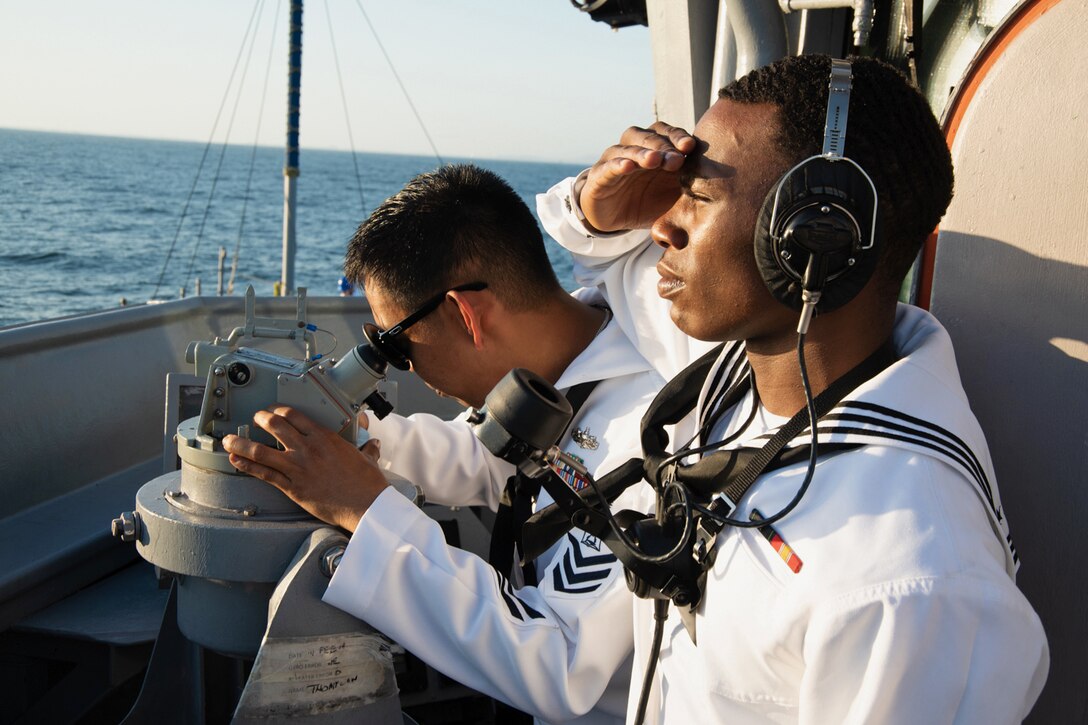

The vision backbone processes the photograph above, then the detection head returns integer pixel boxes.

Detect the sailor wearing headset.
[536,55,1048,723]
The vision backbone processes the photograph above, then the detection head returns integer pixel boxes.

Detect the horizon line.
[0,125,593,168]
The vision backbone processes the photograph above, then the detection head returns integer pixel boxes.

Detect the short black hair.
[720,55,954,298]
[345,164,559,311]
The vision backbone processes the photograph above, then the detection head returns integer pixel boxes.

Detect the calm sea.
[0,128,586,328]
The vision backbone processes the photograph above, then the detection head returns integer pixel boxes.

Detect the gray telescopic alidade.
[111,288,407,722]
[180,288,392,471]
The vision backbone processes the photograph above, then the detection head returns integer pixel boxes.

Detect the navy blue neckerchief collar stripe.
[761,400,1014,564]
[644,340,899,507]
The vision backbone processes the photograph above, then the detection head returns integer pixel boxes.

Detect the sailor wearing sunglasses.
[225,164,665,725]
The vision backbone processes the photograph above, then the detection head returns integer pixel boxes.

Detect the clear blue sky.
[0,1,653,164]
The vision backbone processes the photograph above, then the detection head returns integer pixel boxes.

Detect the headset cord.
[630,333,817,725]
[634,598,670,725]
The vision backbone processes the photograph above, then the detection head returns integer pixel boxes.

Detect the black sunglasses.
[363,281,488,370]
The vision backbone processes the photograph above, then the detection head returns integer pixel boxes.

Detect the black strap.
[672,340,897,507]
[488,379,601,585]
[521,340,898,560]
[638,344,726,480]
[521,456,645,564]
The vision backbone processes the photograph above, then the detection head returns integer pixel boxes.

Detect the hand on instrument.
[579,122,697,233]
[223,406,388,532]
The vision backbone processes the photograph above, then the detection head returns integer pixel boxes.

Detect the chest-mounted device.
[469,368,708,614]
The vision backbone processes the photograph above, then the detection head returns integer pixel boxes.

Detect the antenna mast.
[281,0,303,293]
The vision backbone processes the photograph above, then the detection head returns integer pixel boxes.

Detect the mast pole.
[281,0,303,294]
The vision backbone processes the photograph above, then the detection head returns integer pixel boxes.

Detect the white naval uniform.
[323,305,666,725]
[538,177,1050,724]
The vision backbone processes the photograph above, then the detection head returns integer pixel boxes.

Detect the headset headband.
[823,59,853,158]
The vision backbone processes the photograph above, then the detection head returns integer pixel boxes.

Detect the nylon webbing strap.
[719,340,896,505]
[522,339,897,563]
[640,339,896,503]
[521,457,645,564]
[680,441,860,499]
[640,344,727,483]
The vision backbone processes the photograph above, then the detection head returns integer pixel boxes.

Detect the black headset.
[753,58,880,331]
[620,58,882,607]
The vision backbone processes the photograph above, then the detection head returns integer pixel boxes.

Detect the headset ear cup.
[754,182,800,309]
[754,158,882,313]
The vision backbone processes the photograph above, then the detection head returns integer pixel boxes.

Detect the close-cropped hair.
[344,163,559,311]
[720,55,954,298]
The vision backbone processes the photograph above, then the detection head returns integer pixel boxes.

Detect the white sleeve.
[537,176,716,380]
[324,487,634,723]
[799,574,1049,724]
[366,411,512,510]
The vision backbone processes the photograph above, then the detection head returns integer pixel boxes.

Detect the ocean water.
[0,128,586,328]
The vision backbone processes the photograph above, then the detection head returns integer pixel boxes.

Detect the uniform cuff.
[562,172,629,239]
[323,486,423,615]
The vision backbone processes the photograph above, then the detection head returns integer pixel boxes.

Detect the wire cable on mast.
[352,0,444,165]
[324,0,367,213]
[182,0,267,295]
[229,0,283,295]
[151,0,263,301]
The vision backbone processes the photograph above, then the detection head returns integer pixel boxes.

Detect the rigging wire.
[229,0,283,296]
[151,0,263,301]
[351,0,445,165]
[324,0,367,213]
[182,0,267,295]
